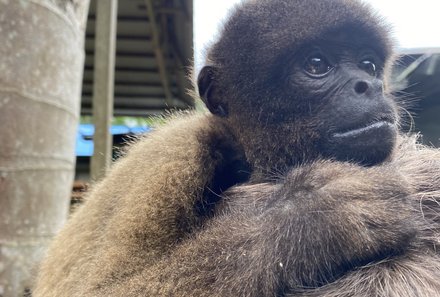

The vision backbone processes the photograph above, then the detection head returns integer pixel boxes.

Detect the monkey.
[64,141,440,296]
[33,0,440,296]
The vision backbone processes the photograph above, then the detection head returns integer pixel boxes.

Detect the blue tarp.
[76,124,150,157]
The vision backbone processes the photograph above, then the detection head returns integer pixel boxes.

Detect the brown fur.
[33,113,240,295]
[33,133,440,296]
[33,0,440,296]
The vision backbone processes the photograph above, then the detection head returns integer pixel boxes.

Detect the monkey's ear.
[197,66,228,117]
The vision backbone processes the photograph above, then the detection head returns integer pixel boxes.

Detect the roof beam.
[145,0,173,106]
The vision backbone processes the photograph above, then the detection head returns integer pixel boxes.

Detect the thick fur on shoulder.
[32,112,246,296]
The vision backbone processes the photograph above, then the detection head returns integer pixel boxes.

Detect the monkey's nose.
[354,81,369,94]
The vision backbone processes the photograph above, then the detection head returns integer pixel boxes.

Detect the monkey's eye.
[359,59,377,76]
[303,53,332,77]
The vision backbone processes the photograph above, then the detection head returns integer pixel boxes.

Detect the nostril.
[354,81,369,94]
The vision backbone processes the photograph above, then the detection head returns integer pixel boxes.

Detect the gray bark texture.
[0,0,89,296]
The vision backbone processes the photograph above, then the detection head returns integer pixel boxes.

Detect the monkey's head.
[198,0,398,174]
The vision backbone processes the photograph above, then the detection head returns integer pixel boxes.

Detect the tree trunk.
[0,1,89,296]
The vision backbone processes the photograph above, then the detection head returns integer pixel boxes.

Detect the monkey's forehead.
[208,0,393,67]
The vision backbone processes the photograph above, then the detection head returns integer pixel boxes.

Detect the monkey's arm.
[33,113,246,297]
[284,139,440,297]
[86,159,438,297]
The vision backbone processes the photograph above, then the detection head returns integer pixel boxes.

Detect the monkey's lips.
[325,120,397,166]
[332,121,396,139]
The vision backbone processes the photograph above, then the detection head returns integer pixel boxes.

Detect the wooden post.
[91,0,118,181]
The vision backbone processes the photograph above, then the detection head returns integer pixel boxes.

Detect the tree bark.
[0,0,89,296]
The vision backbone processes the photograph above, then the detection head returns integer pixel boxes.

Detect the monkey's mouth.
[325,117,398,166]
[332,120,396,139]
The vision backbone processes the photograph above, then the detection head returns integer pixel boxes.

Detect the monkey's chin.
[326,121,397,166]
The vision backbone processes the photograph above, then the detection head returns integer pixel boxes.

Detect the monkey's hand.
[394,135,440,202]
[389,135,440,247]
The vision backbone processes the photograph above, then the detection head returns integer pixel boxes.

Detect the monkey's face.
[198,30,398,169]
[198,0,397,170]
[285,31,398,166]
